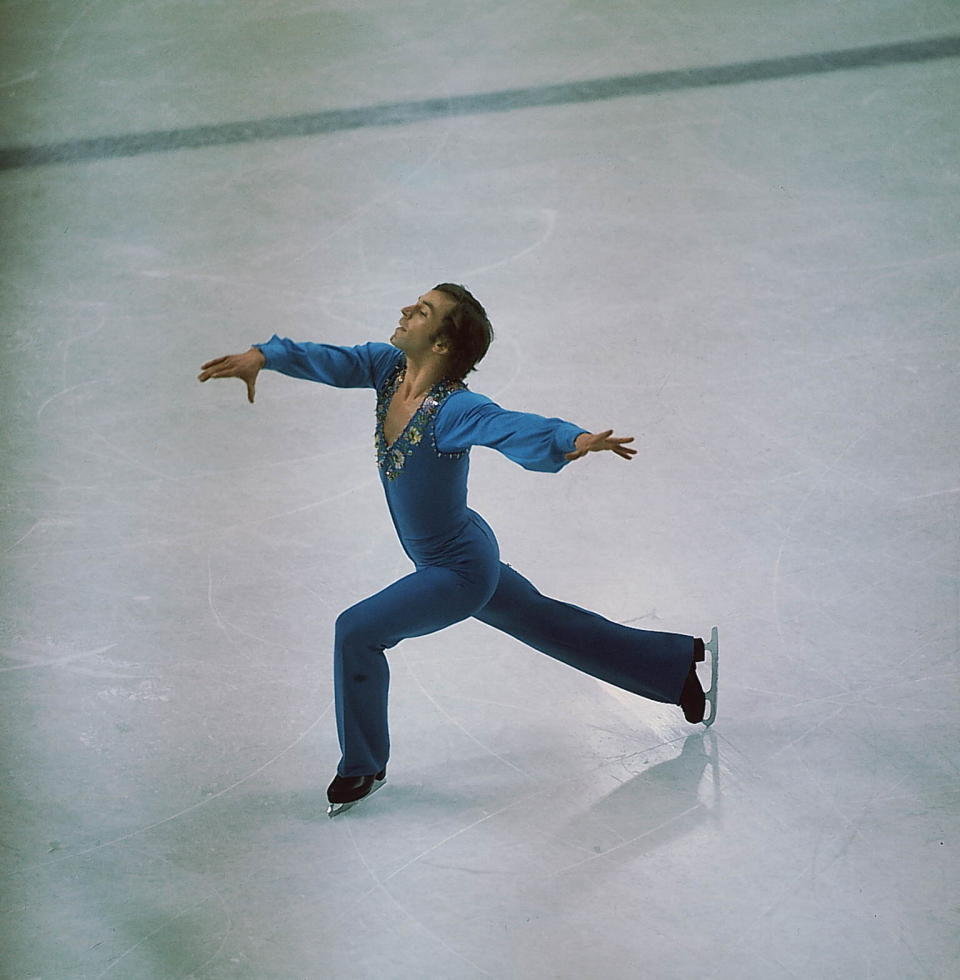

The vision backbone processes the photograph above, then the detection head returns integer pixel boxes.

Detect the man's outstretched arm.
[434,392,635,472]
[198,339,401,401]
[198,348,265,403]
[565,429,636,462]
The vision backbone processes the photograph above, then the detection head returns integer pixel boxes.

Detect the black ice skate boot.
[326,770,386,817]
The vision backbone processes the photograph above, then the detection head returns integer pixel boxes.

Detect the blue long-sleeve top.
[254,336,589,564]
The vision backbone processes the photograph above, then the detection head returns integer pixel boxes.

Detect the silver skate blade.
[702,626,719,728]
[326,774,386,819]
[327,799,356,818]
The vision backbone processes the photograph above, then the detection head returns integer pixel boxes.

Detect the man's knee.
[335,604,372,647]
[334,602,385,652]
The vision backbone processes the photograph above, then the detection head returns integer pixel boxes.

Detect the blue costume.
[255,336,695,777]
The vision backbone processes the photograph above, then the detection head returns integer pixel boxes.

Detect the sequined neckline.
[375,359,467,480]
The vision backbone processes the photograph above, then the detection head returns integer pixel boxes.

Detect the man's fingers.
[565,430,636,461]
[246,379,256,404]
[198,356,234,382]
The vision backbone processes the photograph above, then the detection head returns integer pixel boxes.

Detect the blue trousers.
[334,554,695,777]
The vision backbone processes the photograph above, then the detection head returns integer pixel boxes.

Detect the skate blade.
[326,775,386,818]
[702,626,719,728]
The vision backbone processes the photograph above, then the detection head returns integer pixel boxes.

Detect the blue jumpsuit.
[255,336,695,777]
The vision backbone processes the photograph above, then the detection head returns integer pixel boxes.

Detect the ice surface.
[1,2,958,978]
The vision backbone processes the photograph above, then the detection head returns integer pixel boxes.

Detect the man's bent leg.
[474,563,692,704]
[335,564,495,777]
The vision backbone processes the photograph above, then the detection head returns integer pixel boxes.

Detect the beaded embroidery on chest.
[375,360,468,480]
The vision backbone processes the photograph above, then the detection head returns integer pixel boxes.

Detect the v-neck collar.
[375,359,467,480]
[382,366,437,451]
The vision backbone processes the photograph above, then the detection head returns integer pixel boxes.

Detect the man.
[198,283,717,816]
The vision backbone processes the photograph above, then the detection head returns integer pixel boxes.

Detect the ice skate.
[680,627,719,727]
[326,770,386,817]
[699,626,719,727]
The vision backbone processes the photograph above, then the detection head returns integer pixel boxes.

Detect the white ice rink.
[1,2,958,978]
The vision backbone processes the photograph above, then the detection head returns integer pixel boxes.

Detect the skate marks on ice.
[34,377,109,423]
[325,734,724,975]
[0,641,119,673]
[397,649,533,779]
[87,847,234,980]
[316,732,720,976]
[768,423,875,696]
[342,732,721,893]
[902,485,960,502]
[340,815,499,979]
[8,700,334,878]
[542,732,723,878]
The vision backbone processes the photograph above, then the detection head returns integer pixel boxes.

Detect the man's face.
[391,289,456,357]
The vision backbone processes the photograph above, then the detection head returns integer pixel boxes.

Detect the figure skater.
[198,283,717,815]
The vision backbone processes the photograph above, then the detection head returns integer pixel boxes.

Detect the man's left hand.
[565,430,636,461]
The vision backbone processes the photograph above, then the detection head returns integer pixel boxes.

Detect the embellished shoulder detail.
[375,362,468,480]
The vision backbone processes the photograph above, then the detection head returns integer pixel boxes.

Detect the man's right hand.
[198,348,266,403]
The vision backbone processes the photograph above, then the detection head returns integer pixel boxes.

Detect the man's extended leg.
[473,562,693,705]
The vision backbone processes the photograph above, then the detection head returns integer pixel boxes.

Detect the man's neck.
[397,355,448,400]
